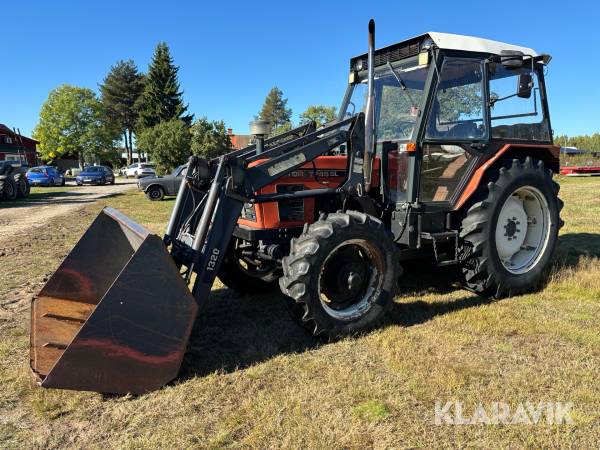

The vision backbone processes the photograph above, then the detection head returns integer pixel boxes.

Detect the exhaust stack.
[363,19,376,192]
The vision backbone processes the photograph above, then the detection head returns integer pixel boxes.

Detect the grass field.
[1,177,599,448]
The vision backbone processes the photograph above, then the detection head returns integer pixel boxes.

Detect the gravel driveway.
[0,178,137,243]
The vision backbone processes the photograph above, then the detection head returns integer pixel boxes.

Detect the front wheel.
[459,157,563,298]
[145,185,164,201]
[280,211,399,340]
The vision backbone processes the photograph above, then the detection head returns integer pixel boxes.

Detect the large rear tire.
[459,157,563,298]
[280,211,399,340]
[15,174,30,198]
[0,177,17,200]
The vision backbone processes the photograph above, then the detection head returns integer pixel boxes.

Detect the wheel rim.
[149,188,161,199]
[495,185,551,274]
[318,239,384,320]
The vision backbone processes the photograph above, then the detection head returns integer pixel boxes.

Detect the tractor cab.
[340,32,554,228]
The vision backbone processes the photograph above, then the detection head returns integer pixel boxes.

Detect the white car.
[123,163,156,178]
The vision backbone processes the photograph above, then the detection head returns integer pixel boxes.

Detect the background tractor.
[0,160,30,200]
[30,20,562,394]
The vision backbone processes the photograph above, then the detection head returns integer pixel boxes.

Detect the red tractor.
[31,21,562,394]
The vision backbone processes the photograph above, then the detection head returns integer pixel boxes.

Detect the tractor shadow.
[181,233,599,380]
[180,262,487,380]
[554,232,600,268]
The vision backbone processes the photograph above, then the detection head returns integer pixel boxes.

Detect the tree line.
[554,133,600,151]
[33,43,337,173]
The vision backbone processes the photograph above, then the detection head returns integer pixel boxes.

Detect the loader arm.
[168,114,366,308]
[29,114,366,395]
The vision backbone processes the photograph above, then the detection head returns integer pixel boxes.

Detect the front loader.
[31,21,563,394]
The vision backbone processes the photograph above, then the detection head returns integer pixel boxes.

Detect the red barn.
[227,128,253,150]
[0,124,39,166]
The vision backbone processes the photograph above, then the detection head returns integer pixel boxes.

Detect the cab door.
[419,56,488,207]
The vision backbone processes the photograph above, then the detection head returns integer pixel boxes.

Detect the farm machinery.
[30,21,562,394]
[0,162,30,200]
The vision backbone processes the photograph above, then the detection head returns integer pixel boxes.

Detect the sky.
[1,0,598,139]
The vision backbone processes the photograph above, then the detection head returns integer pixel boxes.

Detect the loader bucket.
[30,207,198,395]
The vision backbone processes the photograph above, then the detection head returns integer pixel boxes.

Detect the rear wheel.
[0,177,17,200]
[15,174,30,198]
[146,185,164,201]
[459,157,563,298]
[280,211,399,340]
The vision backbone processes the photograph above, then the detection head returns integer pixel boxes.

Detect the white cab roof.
[426,32,538,57]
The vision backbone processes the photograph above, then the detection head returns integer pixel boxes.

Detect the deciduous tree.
[190,117,232,160]
[136,119,191,173]
[33,84,119,168]
[300,105,337,127]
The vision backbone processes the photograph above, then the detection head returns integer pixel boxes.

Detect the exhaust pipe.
[363,19,376,193]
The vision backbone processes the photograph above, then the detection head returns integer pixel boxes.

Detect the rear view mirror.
[517,73,533,98]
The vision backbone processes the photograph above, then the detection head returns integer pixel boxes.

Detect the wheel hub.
[504,219,518,238]
[338,261,366,298]
[319,241,381,316]
[495,186,551,274]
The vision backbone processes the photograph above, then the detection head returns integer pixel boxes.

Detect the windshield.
[341,61,428,142]
[172,165,186,176]
[85,166,102,173]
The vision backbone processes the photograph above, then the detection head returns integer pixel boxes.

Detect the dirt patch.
[0,179,136,244]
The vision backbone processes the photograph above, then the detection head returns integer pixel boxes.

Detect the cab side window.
[426,58,486,140]
[488,64,550,141]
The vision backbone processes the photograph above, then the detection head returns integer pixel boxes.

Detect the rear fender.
[454,144,559,211]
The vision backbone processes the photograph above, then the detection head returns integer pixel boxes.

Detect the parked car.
[26,166,65,187]
[76,166,115,185]
[138,164,187,200]
[123,163,156,178]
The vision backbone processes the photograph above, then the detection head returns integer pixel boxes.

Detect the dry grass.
[1,176,599,448]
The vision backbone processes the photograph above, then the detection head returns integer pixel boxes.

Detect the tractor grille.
[277,184,305,222]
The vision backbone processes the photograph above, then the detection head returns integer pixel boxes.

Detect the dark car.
[76,166,115,186]
[138,164,187,200]
[26,166,65,187]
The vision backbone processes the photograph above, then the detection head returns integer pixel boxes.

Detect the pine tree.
[138,43,193,130]
[99,60,145,165]
[258,87,292,133]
